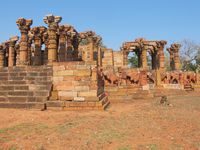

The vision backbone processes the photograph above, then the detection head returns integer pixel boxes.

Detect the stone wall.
[0,66,53,109]
[51,61,104,101]
[102,49,114,67]
[113,51,124,67]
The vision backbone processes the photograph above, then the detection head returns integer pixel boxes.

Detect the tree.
[128,52,138,68]
[179,39,200,71]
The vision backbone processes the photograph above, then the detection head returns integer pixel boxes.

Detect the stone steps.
[0,66,53,110]
[184,84,194,91]
[105,85,153,102]
[46,93,109,111]
[0,102,46,110]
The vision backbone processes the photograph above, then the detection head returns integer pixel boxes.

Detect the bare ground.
[0,95,200,150]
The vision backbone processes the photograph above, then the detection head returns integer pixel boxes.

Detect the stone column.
[8,36,19,67]
[151,52,157,70]
[167,48,175,70]
[2,42,9,66]
[15,44,20,66]
[123,50,128,66]
[71,33,79,60]
[27,33,34,65]
[97,47,102,67]
[173,44,181,70]
[44,15,62,64]
[31,26,46,65]
[16,18,33,66]
[155,69,161,86]
[141,46,148,70]
[43,32,49,65]
[66,36,74,61]
[135,49,142,68]
[158,41,167,71]
[0,45,4,67]
[58,25,67,62]
[88,38,95,61]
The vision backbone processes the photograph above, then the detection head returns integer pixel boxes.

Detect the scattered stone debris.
[160,95,172,106]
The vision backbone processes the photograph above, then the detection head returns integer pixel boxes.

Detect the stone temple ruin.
[0,15,199,110]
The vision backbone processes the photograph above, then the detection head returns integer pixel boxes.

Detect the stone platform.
[0,62,110,111]
[0,66,53,110]
[105,85,154,103]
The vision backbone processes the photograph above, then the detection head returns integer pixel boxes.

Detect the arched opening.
[128,51,138,68]
[147,52,152,70]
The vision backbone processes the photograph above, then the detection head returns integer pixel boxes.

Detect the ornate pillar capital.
[16,18,32,33]
[43,14,62,30]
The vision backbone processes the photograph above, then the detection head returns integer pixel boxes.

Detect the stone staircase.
[105,85,154,103]
[184,83,194,91]
[0,66,53,110]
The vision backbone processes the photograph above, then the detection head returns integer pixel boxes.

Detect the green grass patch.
[118,145,132,150]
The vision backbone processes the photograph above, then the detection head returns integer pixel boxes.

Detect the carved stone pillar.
[155,69,161,86]
[58,25,67,62]
[167,44,181,71]
[15,44,20,66]
[141,47,148,70]
[2,42,9,66]
[97,47,102,67]
[151,52,157,70]
[31,26,46,65]
[44,15,62,64]
[123,50,128,66]
[71,33,79,60]
[87,38,95,61]
[173,44,181,70]
[0,45,4,67]
[16,18,33,66]
[8,36,19,67]
[158,41,167,71]
[167,48,174,70]
[27,33,34,65]
[43,32,49,65]
[66,36,75,61]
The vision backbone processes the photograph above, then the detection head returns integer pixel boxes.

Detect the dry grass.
[0,95,200,150]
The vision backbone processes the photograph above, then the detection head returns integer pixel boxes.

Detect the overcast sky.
[0,0,200,50]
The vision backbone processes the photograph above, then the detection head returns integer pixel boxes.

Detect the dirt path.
[0,95,200,150]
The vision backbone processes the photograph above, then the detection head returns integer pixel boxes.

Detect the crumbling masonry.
[0,15,199,110]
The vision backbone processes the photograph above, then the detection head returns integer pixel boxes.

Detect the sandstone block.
[74,97,85,102]
[53,76,64,83]
[58,91,77,97]
[78,90,97,97]
[74,86,89,91]
[74,69,91,77]
[53,65,65,71]
[55,84,74,91]
[53,70,74,76]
